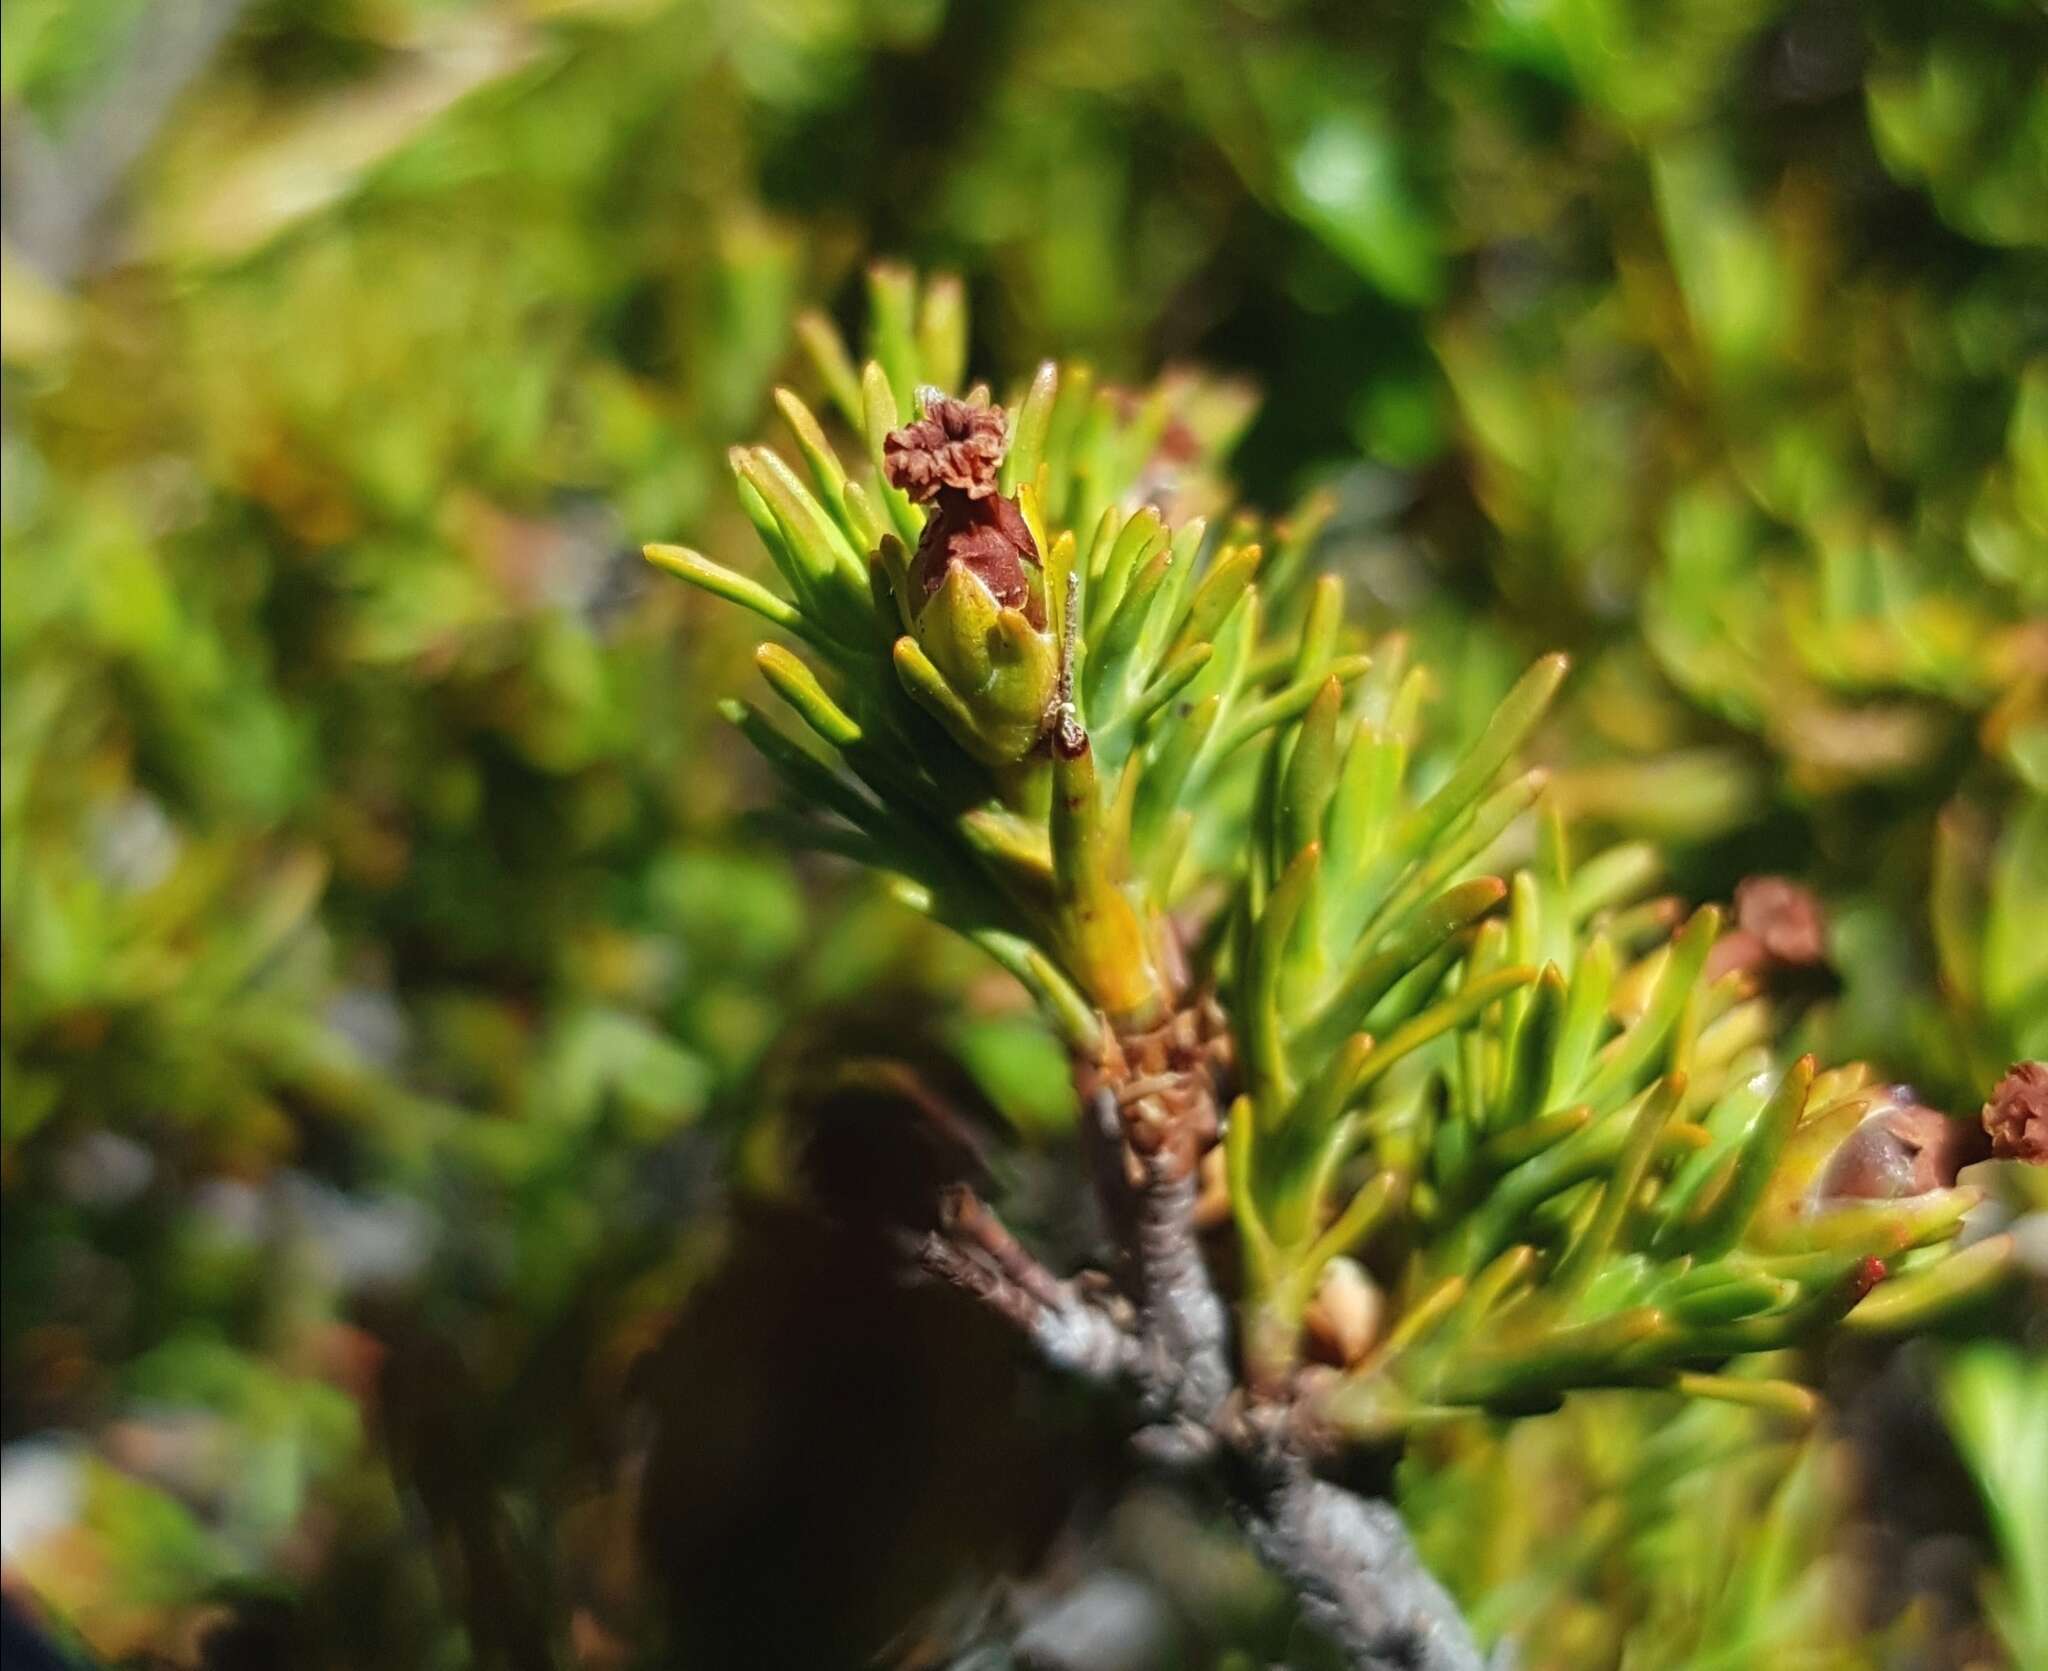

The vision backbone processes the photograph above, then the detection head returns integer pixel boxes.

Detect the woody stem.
[921,1004,1494,1671]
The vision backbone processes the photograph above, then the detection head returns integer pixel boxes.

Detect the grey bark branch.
[914,1189,1135,1385]
[922,1047,1495,1671]
[1243,1461,1491,1671]
[1126,1155,1233,1462]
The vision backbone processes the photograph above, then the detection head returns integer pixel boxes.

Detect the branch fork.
[915,1184,1136,1385]
[915,1000,1492,1671]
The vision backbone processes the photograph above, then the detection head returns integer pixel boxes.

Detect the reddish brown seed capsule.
[910,491,1042,623]
[1817,1095,1986,1200]
[1304,1258,1384,1369]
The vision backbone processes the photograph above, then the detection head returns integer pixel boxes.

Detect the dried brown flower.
[1982,1060,2048,1163]
[883,396,1007,503]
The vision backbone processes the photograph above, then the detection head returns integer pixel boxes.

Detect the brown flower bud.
[883,396,1007,503]
[1708,876,1830,983]
[1817,1094,1987,1201]
[1983,1061,2048,1164]
[1735,876,1828,965]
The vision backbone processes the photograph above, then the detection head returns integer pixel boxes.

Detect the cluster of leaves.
[657,273,2025,1447]
[1277,0,2047,1112]
[663,267,1279,1040]
[1224,717,2012,1430]
[3,3,888,1658]
[1404,1389,1869,1671]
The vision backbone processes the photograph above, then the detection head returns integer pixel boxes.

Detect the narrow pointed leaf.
[796,310,864,427]
[1002,359,1058,496]
[1577,907,1721,1111]
[756,643,860,748]
[644,545,807,638]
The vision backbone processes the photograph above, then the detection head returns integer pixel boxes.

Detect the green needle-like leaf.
[755,643,861,749]
[643,544,807,638]
[1002,359,1059,496]
[1576,907,1720,1112]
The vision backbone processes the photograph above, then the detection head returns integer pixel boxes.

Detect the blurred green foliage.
[2,0,2041,1667]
